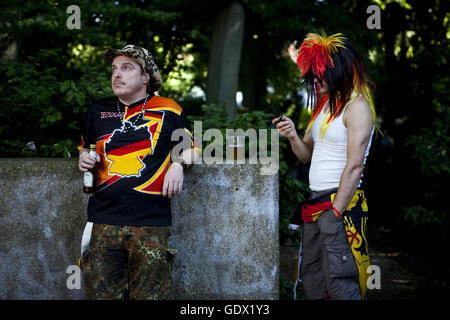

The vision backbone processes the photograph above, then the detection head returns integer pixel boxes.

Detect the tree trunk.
[239,15,264,111]
[206,1,245,121]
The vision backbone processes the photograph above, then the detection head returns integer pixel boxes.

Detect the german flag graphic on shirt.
[106,122,154,177]
[81,95,195,226]
[93,96,186,195]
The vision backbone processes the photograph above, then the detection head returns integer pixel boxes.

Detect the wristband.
[331,206,342,218]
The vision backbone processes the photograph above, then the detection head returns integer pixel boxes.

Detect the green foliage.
[401,206,447,228]
[189,104,308,246]
[400,204,450,253]
[406,107,449,177]
[278,160,308,246]
[0,46,111,157]
[188,103,229,133]
[0,0,212,158]
[230,110,273,131]
[400,106,449,238]
[0,0,382,159]
[39,139,78,158]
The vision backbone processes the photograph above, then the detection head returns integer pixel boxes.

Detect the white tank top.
[309,100,374,191]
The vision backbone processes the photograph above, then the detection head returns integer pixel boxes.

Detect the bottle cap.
[89,144,96,149]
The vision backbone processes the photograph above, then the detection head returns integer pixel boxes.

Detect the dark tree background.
[1,0,448,297]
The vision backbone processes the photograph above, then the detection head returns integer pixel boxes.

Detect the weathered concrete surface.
[0,159,87,300]
[170,163,279,299]
[0,159,278,300]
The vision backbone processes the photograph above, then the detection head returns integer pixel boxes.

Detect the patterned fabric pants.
[81,224,176,300]
[300,189,370,300]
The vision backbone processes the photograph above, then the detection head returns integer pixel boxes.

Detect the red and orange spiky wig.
[297,32,346,79]
[297,31,376,138]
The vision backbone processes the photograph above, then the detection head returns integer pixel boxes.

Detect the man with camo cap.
[78,44,200,300]
[104,44,163,93]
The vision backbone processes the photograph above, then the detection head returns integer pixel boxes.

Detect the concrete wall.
[0,159,279,300]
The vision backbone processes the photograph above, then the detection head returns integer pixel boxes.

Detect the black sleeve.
[168,110,196,151]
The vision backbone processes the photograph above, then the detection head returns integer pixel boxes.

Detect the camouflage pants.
[82,224,176,300]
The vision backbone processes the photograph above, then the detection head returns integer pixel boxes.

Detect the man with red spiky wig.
[273,32,377,300]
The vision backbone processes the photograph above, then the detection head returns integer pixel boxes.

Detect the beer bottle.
[83,144,97,194]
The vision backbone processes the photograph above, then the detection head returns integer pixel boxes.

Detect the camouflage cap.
[104,44,162,91]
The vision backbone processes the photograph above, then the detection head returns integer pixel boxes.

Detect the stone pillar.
[206,1,245,121]
[170,163,279,299]
[0,38,18,62]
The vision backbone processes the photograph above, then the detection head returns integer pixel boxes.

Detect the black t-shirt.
[81,95,194,226]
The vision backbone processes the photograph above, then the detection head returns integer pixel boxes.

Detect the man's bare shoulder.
[344,95,373,127]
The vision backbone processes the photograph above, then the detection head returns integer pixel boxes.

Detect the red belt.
[301,201,331,223]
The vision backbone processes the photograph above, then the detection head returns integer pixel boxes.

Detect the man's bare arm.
[163,148,201,198]
[332,97,374,215]
[272,117,314,164]
[289,131,314,164]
